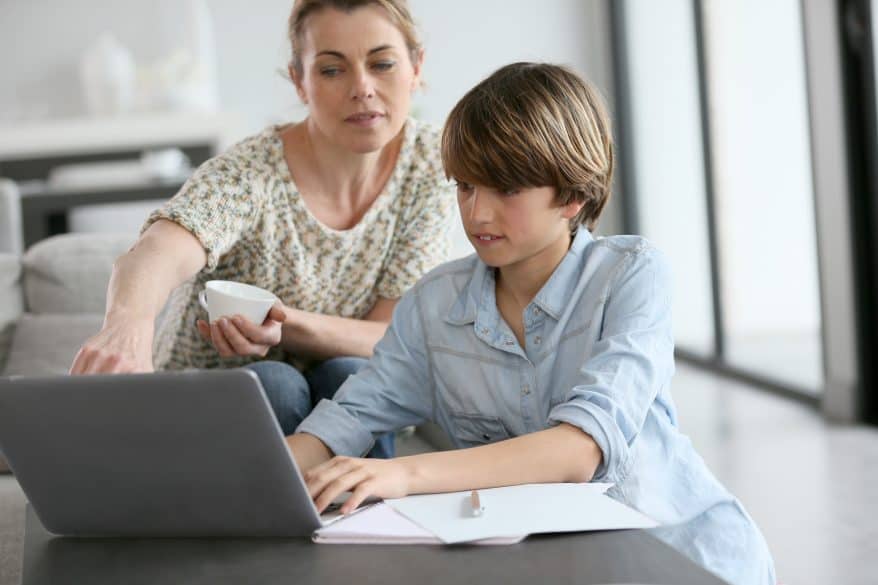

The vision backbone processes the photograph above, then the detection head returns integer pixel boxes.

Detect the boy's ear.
[560,199,585,221]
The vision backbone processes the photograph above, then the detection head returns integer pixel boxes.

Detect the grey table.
[21,507,728,585]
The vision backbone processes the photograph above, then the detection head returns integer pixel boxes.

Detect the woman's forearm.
[400,424,603,495]
[106,220,207,324]
[278,308,390,359]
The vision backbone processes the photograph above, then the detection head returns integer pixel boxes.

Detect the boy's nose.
[468,189,495,223]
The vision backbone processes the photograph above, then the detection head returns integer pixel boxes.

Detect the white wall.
[0,0,610,134]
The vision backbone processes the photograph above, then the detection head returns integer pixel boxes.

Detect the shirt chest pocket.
[449,412,511,448]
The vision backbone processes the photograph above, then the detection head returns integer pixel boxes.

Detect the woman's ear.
[411,48,425,92]
[289,64,308,104]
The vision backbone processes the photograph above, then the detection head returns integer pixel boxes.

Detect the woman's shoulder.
[403,118,444,173]
[195,126,283,178]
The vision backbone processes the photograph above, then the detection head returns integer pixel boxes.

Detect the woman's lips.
[345,111,384,127]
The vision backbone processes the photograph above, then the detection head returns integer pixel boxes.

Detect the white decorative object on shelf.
[136,0,219,112]
[79,33,136,117]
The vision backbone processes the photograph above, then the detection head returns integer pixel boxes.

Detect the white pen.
[470,490,485,517]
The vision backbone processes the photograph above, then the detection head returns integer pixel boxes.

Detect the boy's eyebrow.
[315,45,396,59]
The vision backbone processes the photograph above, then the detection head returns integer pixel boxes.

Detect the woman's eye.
[371,61,396,72]
[320,67,342,77]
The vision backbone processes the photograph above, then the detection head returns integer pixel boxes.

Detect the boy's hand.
[304,456,412,514]
[197,303,286,358]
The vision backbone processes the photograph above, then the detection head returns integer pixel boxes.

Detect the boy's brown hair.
[442,62,614,231]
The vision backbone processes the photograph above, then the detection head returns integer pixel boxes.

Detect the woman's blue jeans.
[244,358,395,459]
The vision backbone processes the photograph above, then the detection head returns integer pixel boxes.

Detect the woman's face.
[292,6,423,154]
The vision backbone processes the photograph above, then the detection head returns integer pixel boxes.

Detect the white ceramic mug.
[198,280,278,324]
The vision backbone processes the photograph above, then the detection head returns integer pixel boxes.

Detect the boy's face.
[456,182,583,270]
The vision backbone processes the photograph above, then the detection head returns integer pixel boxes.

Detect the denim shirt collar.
[444,228,594,325]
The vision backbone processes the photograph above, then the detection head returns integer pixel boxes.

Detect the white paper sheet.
[313,502,525,545]
[385,483,656,544]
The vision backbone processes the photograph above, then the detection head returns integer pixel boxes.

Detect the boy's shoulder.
[589,234,668,267]
[412,253,480,293]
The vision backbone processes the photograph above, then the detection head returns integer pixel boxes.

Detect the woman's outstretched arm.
[69,219,207,374]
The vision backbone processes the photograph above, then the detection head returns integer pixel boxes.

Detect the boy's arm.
[289,288,434,468]
[546,247,674,484]
[306,423,602,513]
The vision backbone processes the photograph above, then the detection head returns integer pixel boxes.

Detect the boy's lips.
[471,233,505,246]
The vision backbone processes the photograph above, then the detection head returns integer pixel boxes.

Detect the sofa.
[0,230,136,471]
[0,180,136,471]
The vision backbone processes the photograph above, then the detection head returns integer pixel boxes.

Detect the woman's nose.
[351,69,375,101]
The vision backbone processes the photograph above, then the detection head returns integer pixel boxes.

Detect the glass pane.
[623,0,716,356]
[702,0,823,392]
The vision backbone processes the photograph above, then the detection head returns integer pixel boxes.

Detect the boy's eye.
[501,188,520,196]
[455,181,474,193]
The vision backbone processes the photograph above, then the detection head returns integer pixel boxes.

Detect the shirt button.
[504,339,515,346]
[534,307,542,315]
[481,327,490,335]
[522,385,531,395]
[533,336,542,345]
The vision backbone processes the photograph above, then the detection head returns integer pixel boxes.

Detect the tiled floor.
[1,363,876,585]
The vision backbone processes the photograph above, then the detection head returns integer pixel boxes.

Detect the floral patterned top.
[143,118,456,371]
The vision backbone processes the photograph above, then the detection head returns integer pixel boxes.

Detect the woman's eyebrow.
[315,45,396,59]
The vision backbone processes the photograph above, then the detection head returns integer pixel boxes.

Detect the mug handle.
[198,289,209,314]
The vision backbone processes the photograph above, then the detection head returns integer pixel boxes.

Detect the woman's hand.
[70,317,155,374]
[305,455,413,514]
[197,303,286,358]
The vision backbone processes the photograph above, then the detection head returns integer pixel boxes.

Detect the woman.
[69,0,456,459]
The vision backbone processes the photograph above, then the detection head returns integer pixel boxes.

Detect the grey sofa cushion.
[23,233,134,314]
[3,313,103,376]
[0,253,24,372]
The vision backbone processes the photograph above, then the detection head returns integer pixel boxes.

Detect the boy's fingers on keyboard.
[314,469,370,513]
[306,457,361,499]
[341,482,376,514]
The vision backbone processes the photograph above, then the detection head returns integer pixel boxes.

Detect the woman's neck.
[286,118,403,204]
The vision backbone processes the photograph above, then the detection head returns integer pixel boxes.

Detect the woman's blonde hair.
[442,62,615,231]
[288,0,421,76]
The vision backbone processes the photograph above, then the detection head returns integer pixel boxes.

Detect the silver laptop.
[0,369,324,537]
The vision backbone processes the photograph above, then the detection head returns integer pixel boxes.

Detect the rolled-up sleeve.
[547,247,675,483]
[296,288,433,456]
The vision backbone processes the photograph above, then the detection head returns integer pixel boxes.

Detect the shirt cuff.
[547,400,632,483]
[295,398,375,457]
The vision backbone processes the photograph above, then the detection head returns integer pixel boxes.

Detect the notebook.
[314,482,653,545]
[385,483,656,545]
[313,502,525,545]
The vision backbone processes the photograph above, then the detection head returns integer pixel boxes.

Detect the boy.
[283,62,775,584]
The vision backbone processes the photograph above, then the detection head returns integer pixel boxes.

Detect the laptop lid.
[0,369,323,537]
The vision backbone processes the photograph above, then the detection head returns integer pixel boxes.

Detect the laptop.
[0,369,327,537]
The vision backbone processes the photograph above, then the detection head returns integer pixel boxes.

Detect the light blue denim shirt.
[298,229,775,585]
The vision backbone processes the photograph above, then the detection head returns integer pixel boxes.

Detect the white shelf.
[0,111,244,160]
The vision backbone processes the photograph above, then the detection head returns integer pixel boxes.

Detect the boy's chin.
[472,250,511,269]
